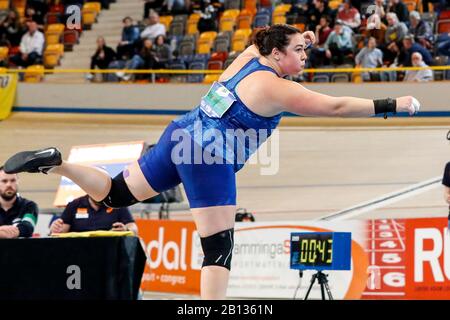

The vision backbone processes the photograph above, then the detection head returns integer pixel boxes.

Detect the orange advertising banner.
[405,217,450,299]
[137,219,201,295]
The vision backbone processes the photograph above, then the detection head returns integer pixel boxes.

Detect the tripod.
[304,271,334,300]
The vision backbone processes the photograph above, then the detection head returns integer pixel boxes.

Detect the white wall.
[15,82,450,112]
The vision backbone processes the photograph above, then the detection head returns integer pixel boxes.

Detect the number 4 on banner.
[380,241,397,249]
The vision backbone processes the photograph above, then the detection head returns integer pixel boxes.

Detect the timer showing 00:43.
[290,232,352,271]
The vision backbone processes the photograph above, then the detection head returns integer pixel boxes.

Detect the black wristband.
[373,98,396,119]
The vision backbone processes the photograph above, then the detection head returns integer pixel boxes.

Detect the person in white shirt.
[140,10,166,42]
[10,20,44,67]
[403,52,433,82]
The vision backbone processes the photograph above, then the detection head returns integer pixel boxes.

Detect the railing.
[2,65,450,83]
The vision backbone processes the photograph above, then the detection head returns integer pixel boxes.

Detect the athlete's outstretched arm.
[271,78,419,117]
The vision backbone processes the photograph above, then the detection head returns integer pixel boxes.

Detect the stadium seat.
[220,17,236,32]
[203,74,220,83]
[63,30,79,51]
[187,61,205,83]
[273,13,287,24]
[437,19,450,33]
[44,44,64,68]
[24,65,45,83]
[0,47,8,61]
[0,0,9,10]
[159,15,174,30]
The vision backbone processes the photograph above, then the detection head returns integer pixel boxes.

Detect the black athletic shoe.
[3,147,62,174]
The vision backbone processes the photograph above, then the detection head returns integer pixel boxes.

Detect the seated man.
[49,194,138,235]
[9,20,44,68]
[324,21,354,65]
[0,166,38,238]
[403,52,433,82]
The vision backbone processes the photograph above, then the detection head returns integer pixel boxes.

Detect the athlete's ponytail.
[253,24,301,56]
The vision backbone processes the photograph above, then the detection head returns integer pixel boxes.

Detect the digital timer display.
[290,232,351,271]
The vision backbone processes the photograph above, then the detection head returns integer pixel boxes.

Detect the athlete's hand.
[302,31,316,48]
[50,218,64,234]
[396,96,420,116]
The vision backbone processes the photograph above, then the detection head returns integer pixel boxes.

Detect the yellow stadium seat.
[197,39,212,54]
[46,44,64,55]
[234,28,252,39]
[186,21,199,35]
[159,15,173,30]
[82,11,97,26]
[222,9,240,19]
[203,74,220,84]
[328,0,341,9]
[24,65,45,83]
[199,31,218,43]
[46,23,65,33]
[274,4,292,14]
[273,14,287,25]
[220,17,236,32]
[83,2,101,14]
[188,13,201,22]
[43,52,60,68]
[0,47,9,60]
[237,15,252,29]
[231,29,252,52]
[45,32,61,45]
[231,38,246,52]
[0,0,9,10]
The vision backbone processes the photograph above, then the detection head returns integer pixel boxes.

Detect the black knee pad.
[102,172,138,208]
[200,228,234,270]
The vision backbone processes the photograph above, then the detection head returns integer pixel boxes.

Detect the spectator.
[308,0,336,31]
[355,37,383,80]
[0,9,24,47]
[336,0,361,30]
[309,15,332,67]
[140,10,166,42]
[403,52,433,81]
[153,34,171,63]
[117,17,140,60]
[385,12,408,45]
[365,13,387,46]
[197,1,219,33]
[400,34,433,66]
[117,38,163,81]
[86,36,116,81]
[10,20,44,68]
[316,15,333,46]
[324,21,354,65]
[165,0,189,14]
[25,5,45,30]
[386,0,409,23]
[143,0,165,17]
[0,166,38,239]
[50,194,138,235]
[409,11,433,49]
[373,0,386,19]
